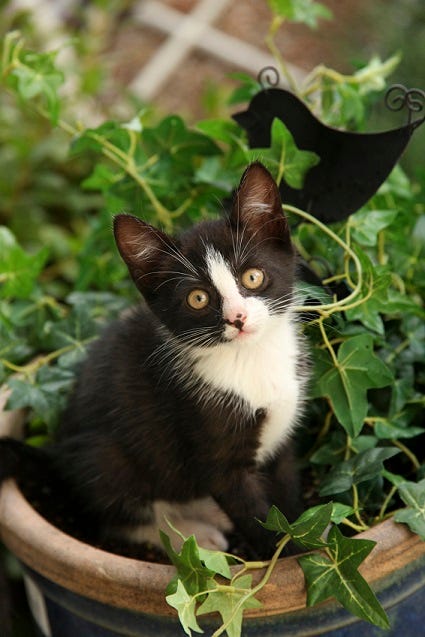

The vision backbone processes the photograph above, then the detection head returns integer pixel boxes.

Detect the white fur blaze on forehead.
[205,247,246,318]
[205,248,238,299]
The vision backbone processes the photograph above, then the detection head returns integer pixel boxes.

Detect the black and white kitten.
[0,162,306,558]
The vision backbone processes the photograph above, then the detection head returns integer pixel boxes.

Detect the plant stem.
[284,204,363,314]
[1,337,96,380]
[319,317,339,368]
[212,535,291,637]
[30,106,175,232]
[377,486,398,521]
[391,439,420,471]
[265,17,299,95]
[341,517,368,533]
[352,484,368,530]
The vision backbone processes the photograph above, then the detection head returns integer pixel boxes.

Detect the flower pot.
[1,397,425,636]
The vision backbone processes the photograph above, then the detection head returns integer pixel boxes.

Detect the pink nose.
[225,311,247,330]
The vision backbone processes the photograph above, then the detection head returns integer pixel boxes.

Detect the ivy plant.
[0,1,424,636]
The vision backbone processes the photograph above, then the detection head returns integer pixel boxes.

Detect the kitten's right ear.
[231,162,290,245]
[113,214,173,294]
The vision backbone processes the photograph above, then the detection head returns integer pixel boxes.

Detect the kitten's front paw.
[175,520,229,552]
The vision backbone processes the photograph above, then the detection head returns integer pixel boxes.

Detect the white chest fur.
[191,312,302,465]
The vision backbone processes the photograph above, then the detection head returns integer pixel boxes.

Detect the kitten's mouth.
[224,324,256,342]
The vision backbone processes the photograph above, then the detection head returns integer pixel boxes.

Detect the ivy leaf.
[382,469,406,488]
[329,503,356,524]
[373,418,424,440]
[349,209,398,247]
[0,227,49,299]
[249,118,320,189]
[267,0,332,28]
[298,526,390,629]
[260,503,332,549]
[5,367,74,429]
[9,50,64,123]
[197,575,261,637]
[354,55,400,95]
[166,579,204,636]
[311,334,394,437]
[71,121,131,155]
[394,479,425,539]
[197,546,232,580]
[6,378,51,416]
[142,115,220,164]
[160,531,216,596]
[196,119,246,147]
[42,303,98,351]
[320,447,400,497]
[299,502,356,525]
[345,267,391,335]
[226,73,261,106]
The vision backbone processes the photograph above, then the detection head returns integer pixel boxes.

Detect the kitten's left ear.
[114,214,174,295]
[231,162,290,244]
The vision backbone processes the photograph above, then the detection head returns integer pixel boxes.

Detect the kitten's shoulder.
[69,303,164,388]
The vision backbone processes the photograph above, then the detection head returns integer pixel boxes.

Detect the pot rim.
[2,475,425,618]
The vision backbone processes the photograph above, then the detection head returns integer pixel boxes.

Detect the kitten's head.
[114,162,296,347]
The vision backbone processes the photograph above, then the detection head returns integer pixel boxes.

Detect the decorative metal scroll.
[257,66,280,88]
[385,84,425,125]
[233,68,425,223]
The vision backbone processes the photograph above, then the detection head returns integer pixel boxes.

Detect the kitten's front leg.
[266,441,303,524]
[212,469,277,559]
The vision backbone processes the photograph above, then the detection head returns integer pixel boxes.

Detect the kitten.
[0,162,306,558]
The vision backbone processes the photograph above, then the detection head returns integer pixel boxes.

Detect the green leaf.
[345,270,391,335]
[373,418,424,440]
[260,503,332,549]
[160,532,216,597]
[354,55,400,96]
[248,118,320,190]
[349,209,398,247]
[71,121,131,155]
[268,0,332,28]
[42,303,98,351]
[394,479,425,539]
[329,503,356,524]
[382,469,406,488]
[312,334,394,436]
[337,84,365,127]
[197,546,232,580]
[9,49,64,123]
[197,575,261,637]
[6,378,51,416]
[298,526,390,629]
[5,366,75,428]
[0,227,49,299]
[196,119,245,146]
[226,73,262,106]
[320,447,400,497]
[166,579,204,636]
[143,116,220,164]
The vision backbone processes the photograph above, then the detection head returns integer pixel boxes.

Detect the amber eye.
[187,289,210,310]
[241,268,265,290]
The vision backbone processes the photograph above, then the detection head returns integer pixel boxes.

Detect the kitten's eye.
[241,268,265,290]
[187,289,210,310]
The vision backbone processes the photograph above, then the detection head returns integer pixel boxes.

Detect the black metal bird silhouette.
[233,78,425,222]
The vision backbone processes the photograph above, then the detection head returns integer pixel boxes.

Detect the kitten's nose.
[225,311,247,331]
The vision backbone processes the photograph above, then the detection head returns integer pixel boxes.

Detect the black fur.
[0,163,303,558]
